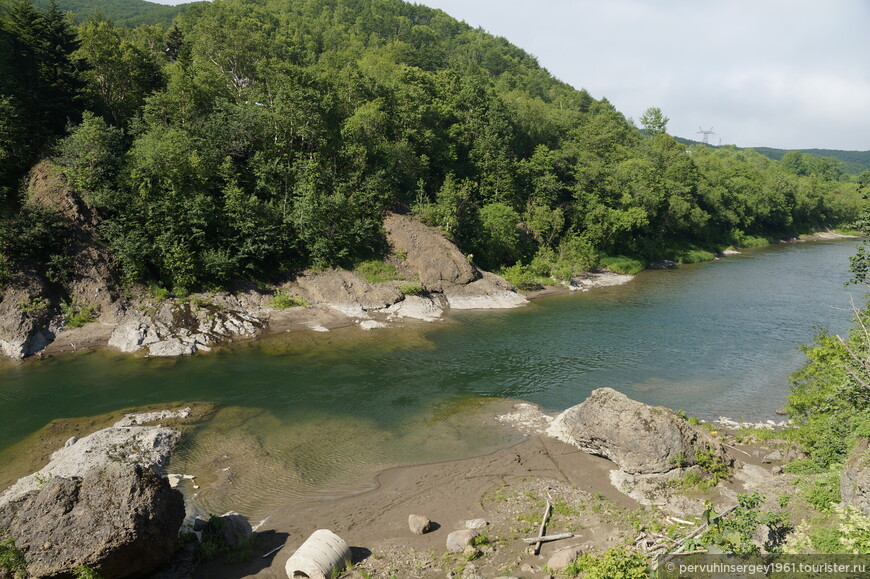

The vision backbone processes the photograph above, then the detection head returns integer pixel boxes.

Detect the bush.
[0,537,27,579]
[61,300,98,328]
[499,262,544,291]
[398,283,425,296]
[674,248,716,264]
[269,290,307,309]
[563,547,648,578]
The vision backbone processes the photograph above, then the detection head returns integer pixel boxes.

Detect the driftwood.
[532,499,552,555]
[654,504,738,569]
[261,544,285,558]
[522,532,574,544]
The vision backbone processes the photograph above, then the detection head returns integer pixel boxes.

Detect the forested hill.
[0,0,866,297]
[675,137,870,175]
[30,0,187,27]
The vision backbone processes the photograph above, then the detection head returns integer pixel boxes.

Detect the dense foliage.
[0,0,865,294]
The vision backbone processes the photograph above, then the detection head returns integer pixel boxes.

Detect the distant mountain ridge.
[675,136,870,174]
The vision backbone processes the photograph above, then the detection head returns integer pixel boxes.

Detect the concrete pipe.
[285,529,352,579]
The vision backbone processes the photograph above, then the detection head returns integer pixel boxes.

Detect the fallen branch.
[522,532,574,544]
[654,504,738,569]
[532,499,553,555]
[261,543,285,558]
[723,444,751,457]
[668,549,709,557]
[668,516,695,526]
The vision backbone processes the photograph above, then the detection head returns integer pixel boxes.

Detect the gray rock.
[148,337,197,357]
[762,450,783,463]
[409,514,432,535]
[0,462,184,579]
[446,529,479,553]
[841,437,870,516]
[465,518,488,530]
[384,213,477,293]
[771,465,783,475]
[443,271,528,310]
[0,272,54,359]
[546,388,731,474]
[0,424,180,507]
[547,545,584,571]
[215,511,252,549]
[64,436,78,447]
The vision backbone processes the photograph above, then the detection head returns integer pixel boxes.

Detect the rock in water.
[408,514,432,535]
[0,463,184,578]
[546,387,731,474]
[841,437,869,517]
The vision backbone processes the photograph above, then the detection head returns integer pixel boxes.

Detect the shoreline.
[28,230,860,364]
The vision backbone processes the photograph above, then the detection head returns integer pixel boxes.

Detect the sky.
[149,0,870,151]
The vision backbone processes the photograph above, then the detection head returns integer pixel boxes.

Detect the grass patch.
[61,300,98,327]
[399,283,425,296]
[355,260,402,283]
[0,537,27,579]
[269,290,307,309]
[674,248,716,264]
[599,255,645,275]
[563,547,648,578]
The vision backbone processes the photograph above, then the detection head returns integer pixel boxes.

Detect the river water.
[0,240,862,517]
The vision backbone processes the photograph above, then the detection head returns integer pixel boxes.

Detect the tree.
[639,106,669,135]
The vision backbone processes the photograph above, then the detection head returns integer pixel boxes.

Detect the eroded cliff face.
[0,163,527,360]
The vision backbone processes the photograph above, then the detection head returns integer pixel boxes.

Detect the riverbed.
[0,239,862,519]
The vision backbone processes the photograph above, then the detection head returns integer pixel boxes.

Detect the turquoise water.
[0,239,861,515]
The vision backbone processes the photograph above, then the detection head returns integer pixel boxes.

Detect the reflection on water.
[0,240,862,517]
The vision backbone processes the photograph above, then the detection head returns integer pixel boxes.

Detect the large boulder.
[294,270,403,317]
[384,213,477,293]
[546,388,730,474]
[841,437,870,517]
[0,462,184,578]
[0,425,180,507]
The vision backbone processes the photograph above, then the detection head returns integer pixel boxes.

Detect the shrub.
[0,537,27,579]
[499,262,544,291]
[18,296,50,319]
[61,300,98,328]
[398,283,425,296]
[269,290,307,309]
[563,547,648,578]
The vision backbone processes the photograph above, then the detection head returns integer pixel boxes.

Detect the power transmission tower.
[697,126,715,145]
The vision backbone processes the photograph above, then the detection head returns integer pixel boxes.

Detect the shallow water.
[0,240,862,518]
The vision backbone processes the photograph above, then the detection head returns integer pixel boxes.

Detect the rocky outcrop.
[0,270,55,359]
[841,437,869,516]
[0,462,184,578]
[443,270,528,309]
[0,422,179,507]
[384,213,477,292]
[108,298,263,356]
[294,270,404,317]
[546,388,730,475]
[0,411,188,577]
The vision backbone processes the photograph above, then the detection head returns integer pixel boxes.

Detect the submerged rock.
[546,387,731,474]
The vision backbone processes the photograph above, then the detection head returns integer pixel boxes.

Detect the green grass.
[269,290,307,309]
[355,260,402,283]
[674,248,716,264]
[599,255,646,275]
[61,300,98,327]
[399,283,425,296]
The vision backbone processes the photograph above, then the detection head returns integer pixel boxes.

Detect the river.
[0,239,862,518]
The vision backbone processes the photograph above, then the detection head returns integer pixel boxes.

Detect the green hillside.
[0,0,864,296]
[31,0,187,26]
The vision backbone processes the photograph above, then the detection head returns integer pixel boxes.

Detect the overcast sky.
[150,0,870,151]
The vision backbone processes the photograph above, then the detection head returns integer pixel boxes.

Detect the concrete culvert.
[284,529,352,579]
